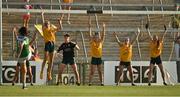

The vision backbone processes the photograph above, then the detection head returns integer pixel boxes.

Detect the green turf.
[0,85,180,96]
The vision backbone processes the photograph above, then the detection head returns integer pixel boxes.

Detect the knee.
[28,71,32,76]
[45,56,49,61]
[43,59,47,64]
[30,73,33,77]
[118,70,123,75]
[15,68,20,73]
[21,67,27,74]
[98,69,102,74]
[43,56,49,61]
[149,66,153,71]
[129,71,133,75]
[160,69,165,74]
[59,70,63,74]
[58,68,64,74]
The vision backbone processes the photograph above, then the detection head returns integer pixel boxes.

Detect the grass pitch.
[0,85,180,96]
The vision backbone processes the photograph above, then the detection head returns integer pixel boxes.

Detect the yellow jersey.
[43,26,56,43]
[120,44,132,62]
[90,41,102,58]
[150,40,163,58]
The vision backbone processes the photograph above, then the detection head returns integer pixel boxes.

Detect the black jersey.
[57,42,76,59]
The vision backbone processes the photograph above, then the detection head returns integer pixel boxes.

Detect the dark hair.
[19,27,28,36]
[64,33,70,37]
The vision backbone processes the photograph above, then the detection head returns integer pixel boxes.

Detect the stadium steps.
[2,0,177,84]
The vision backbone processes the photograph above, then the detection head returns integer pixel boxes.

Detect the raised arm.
[29,32,37,46]
[58,18,63,31]
[75,44,80,50]
[131,28,141,45]
[161,25,167,41]
[41,12,45,24]
[50,17,63,32]
[23,19,29,28]
[57,44,63,53]
[89,16,93,40]
[145,23,153,40]
[113,32,123,46]
[13,27,18,40]
[101,23,106,43]
[50,19,62,33]
[147,29,153,40]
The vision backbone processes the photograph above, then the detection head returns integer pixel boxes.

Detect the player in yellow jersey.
[147,25,167,86]
[88,17,105,86]
[40,12,62,81]
[113,28,140,86]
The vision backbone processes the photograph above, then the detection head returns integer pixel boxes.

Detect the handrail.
[2,8,180,15]
[2,2,175,7]
[80,31,88,85]
[80,32,88,64]
[0,0,3,85]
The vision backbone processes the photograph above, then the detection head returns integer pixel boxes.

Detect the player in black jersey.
[56,33,80,85]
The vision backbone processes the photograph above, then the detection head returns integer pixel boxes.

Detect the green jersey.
[17,36,30,58]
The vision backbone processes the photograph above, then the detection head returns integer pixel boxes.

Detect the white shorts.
[18,52,32,64]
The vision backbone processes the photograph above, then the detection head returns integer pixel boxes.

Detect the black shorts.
[17,60,30,67]
[62,57,75,65]
[91,57,102,65]
[44,41,55,53]
[150,56,162,65]
[120,61,131,67]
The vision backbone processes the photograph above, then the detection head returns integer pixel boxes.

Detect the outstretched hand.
[145,23,149,30]
[58,18,63,30]
[13,26,18,32]
[137,28,140,33]
[136,28,141,39]
[58,19,62,24]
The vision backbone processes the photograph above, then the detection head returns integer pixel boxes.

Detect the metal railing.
[80,32,88,85]
[2,8,180,15]
[0,0,3,85]
[2,2,175,7]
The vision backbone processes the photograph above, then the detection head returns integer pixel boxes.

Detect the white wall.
[104,61,177,85]
[2,61,47,85]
